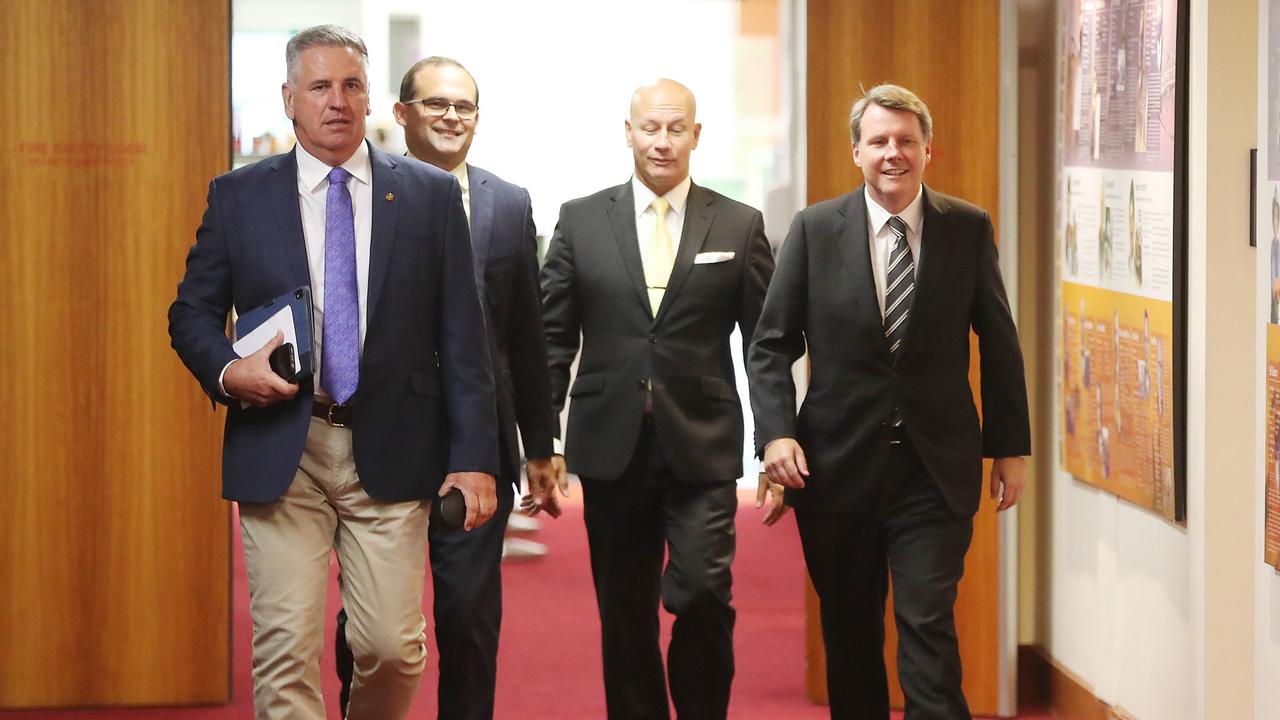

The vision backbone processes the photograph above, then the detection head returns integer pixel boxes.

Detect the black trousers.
[580,419,738,720]
[336,482,514,720]
[795,432,974,720]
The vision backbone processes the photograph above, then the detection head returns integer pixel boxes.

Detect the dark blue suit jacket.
[465,165,555,487]
[169,143,498,503]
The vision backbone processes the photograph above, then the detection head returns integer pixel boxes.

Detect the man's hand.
[754,473,790,526]
[763,438,809,489]
[440,471,497,530]
[523,455,568,519]
[223,330,299,407]
[989,456,1027,512]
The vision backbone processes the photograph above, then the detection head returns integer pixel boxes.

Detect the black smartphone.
[269,342,297,382]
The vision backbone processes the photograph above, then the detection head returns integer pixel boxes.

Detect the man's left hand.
[989,457,1027,512]
[440,471,497,530]
[754,473,790,526]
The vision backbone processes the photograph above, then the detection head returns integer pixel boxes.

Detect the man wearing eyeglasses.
[329,56,562,720]
[540,79,776,719]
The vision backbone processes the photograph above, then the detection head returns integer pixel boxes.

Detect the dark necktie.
[322,166,359,405]
[883,215,914,362]
[884,216,913,428]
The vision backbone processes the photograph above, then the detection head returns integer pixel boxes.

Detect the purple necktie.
[322,166,359,405]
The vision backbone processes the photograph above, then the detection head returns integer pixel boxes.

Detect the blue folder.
[234,286,314,381]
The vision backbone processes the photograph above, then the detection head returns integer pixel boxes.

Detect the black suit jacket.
[748,185,1030,515]
[168,143,498,503]
[465,164,555,486]
[541,180,774,483]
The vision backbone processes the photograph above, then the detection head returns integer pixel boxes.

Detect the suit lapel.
[836,187,890,349]
[605,183,652,316]
[367,143,400,322]
[269,150,310,285]
[652,183,714,326]
[467,165,494,276]
[899,186,951,351]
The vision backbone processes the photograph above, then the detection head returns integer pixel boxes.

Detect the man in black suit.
[331,56,561,720]
[541,78,775,719]
[748,84,1030,720]
[168,26,498,720]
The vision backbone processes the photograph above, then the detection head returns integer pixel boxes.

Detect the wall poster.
[1261,0,1280,569]
[1058,0,1187,522]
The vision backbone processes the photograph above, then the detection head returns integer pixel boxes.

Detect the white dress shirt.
[448,162,472,224]
[632,174,692,262]
[865,187,925,319]
[296,141,374,402]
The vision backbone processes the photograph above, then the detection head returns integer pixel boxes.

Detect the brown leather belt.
[313,400,353,428]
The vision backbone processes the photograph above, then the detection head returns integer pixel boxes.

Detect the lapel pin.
[385,193,395,201]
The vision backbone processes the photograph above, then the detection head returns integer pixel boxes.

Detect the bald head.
[625,79,701,197]
[629,79,697,124]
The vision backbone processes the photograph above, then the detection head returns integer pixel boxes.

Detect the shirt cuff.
[553,437,564,455]
[217,359,237,398]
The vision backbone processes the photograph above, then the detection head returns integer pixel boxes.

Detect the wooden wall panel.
[0,0,230,707]
[805,0,1004,715]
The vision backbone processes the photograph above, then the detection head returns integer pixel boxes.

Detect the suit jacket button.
[649,335,658,343]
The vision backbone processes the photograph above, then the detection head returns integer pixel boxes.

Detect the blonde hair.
[848,84,933,143]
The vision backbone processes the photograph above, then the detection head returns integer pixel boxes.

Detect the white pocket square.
[694,251,735,264]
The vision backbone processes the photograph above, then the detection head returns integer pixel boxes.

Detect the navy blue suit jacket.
[169,143,498,503]
[465,164,555,487]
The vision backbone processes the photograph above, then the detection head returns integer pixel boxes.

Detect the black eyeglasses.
[404,97,479,119]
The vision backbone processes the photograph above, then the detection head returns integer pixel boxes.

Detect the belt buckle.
[326,403,347,428]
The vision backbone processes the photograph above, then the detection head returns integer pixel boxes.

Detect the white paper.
[232,305,297,358]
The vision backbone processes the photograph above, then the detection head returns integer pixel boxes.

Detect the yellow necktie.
[644,196,674,314]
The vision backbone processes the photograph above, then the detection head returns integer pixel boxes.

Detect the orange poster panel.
[1266,325,1280,568]
[1060,282,1176,520]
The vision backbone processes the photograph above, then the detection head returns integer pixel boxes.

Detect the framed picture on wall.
[1056,0,1188,523]
[1259,0,1280,569]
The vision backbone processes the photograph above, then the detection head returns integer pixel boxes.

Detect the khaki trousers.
[239,416,431,720]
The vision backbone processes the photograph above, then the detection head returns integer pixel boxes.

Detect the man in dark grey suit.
[748,84,1030,720]
[168,26,497,720]
[331,56,561,720]
[541,78,775,719]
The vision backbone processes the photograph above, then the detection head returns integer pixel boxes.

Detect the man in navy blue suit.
[331,56,564,720]
[168,26,498,720]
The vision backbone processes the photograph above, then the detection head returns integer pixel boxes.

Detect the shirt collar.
[865,185,924,235]
[448,162,469,192]
[295,140,372,192]
[632,174,692,218]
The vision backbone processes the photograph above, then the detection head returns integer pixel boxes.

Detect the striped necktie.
[883,215,914,363]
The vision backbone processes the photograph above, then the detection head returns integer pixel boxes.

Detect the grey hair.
[398,56,479,105]
[848,84,933,144]
[285,25,369,84]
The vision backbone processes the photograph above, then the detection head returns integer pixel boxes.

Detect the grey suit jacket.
[541,180,774,482]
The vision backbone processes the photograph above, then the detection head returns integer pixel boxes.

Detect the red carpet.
[0,486,1048,719]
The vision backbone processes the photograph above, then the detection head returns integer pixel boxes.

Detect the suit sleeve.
[440,178,500,474]
[747,210,809,458]
[970,212,1031,458]
[737,210,775,359]
[540,205,580,440]
[507,191,556,459]
[168,178,239,403]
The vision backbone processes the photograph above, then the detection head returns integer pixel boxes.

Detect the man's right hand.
[223,330,299,407]
[763,438,809,489]
[524,455,569,518]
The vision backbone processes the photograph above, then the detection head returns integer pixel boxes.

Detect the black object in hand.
[433,487,466,529]
[269,342,297,382]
